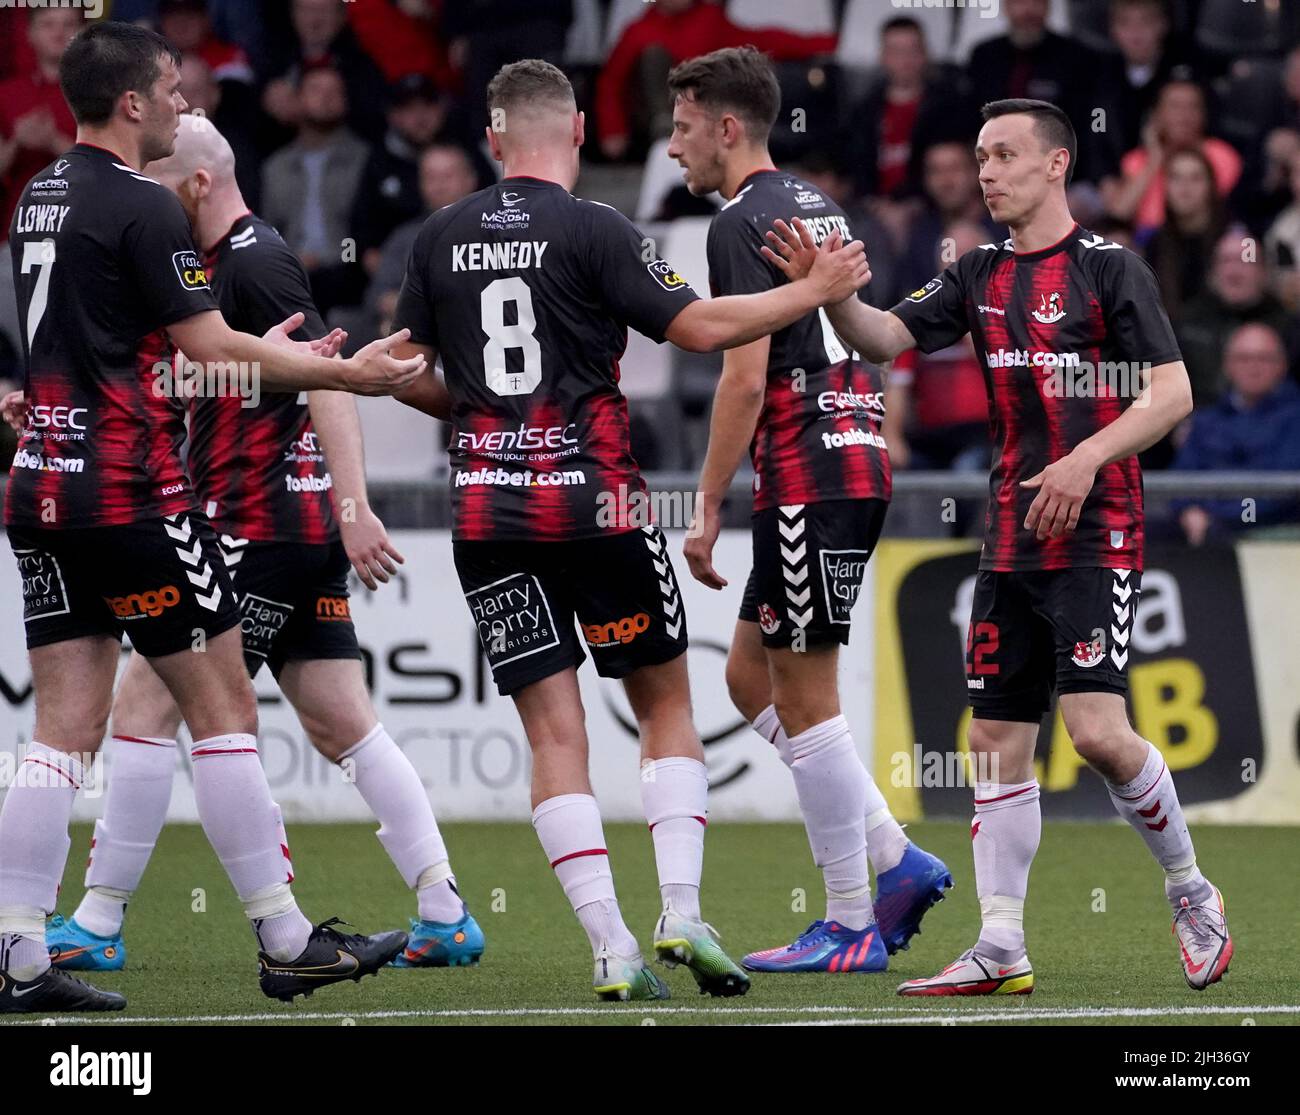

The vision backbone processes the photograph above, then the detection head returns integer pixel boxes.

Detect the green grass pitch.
[7,821,1299,1026]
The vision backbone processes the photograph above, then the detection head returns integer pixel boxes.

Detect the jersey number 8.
[481,276,541,397]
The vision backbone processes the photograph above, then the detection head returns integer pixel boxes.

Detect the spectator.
[178,52,263,209]
[1102,79,1241,235]
[259,0,388,143]
[1265,146,1300,312]
[1174,323,1300,545]
[0,8,77,238]
[1094,0,1198,163]
[795,151,901,310]
[350,74,492,277]
[0,7,77,363]
[1234,126,1300,238]
[345,0,457,90]
[966,0,1101,180]
[842,16,975,202]
[367,143,480,335]
[1176,228,1295,405]
[1144,148,1227,321]
[442,0,572,136]
[899,141,1003,292]
[158,0,254,85]
[882,220,991,474]
[260,65,371,315]
[596,0,836,161]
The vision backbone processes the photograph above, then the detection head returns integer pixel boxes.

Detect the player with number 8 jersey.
[391,59,870,1001]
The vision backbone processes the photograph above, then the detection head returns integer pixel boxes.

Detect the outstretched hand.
[763,217,871,303]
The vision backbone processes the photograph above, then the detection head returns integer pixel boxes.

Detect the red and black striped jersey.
[891,224,1183,572]
[188,213,336,543]
[707,169,891,512]
[394,176,700,542]
[5,143,217,528]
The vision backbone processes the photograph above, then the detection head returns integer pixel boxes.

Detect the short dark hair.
[980,98,1077,185]
[486,58,575,116]
[881,16,924,40]
[667,46,781,144]
[60,22,181,126]
[1109,0,1169,18]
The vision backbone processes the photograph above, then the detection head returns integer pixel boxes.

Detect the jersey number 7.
[482,276,541,397]
[21,239,57,349]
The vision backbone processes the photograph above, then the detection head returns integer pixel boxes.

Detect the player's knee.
[1068,720,1125,767]
[725,657,767,722]
[967,717,1002,754]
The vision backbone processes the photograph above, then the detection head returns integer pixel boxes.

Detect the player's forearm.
[825,299,913,364]
[697,370,765,510]
[671,281,824,352]
[177,316,349,390]
[1074,362,1193,468]
[394,368,451,421]
[308,389,370,509]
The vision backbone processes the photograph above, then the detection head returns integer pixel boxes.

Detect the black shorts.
[217,534,361,678]
[965,566,1141,722]
[740,498,887,648]
[9,513,240,658]
[453,525,688,696]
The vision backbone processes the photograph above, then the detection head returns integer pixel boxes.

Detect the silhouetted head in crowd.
[1223,323,1288,405]
[1109,0,1170,68]
[297,65,348,132]
[292,0,347,57]
[419,143,477,213]
[1208,230,1269,308]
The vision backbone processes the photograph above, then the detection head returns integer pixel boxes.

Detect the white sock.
[640,756,707,920]
[787,715,874,931]
[752,704,794,766]
[971,779,1041,959]
[0,744,83,978]
[189,734,309,958]
[533,793,638,959]
[247,883,313,962]
[1105,741,1210,907]
[75,734,177,936]
[338,724,458,920]
[755,705,908,875]
[74,887,130,939]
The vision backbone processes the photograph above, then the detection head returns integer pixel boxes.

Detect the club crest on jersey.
[1070,634,1104,668]
[648,259,688,292]
[907,279,942,303]
[758,603,780,635]
[1032,291,1065,323]
[172,250,209,291]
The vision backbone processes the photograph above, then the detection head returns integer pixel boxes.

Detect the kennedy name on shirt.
[451,240,550,272]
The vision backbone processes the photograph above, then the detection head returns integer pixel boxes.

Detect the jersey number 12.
[481,276,542,397]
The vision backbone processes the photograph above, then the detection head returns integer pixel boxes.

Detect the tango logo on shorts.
[583,613,650,647]
[104,586,181,619]
[758,603,780,635]
[316,596,351,622]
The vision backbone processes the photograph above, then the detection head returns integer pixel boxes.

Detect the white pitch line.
[753,1005,1300,1026]
[4,1003,1299,1026]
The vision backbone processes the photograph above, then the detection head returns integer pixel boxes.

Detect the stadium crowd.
[2,0,1299,544]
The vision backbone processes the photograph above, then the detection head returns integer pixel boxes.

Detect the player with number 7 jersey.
[392,59,869,1001]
